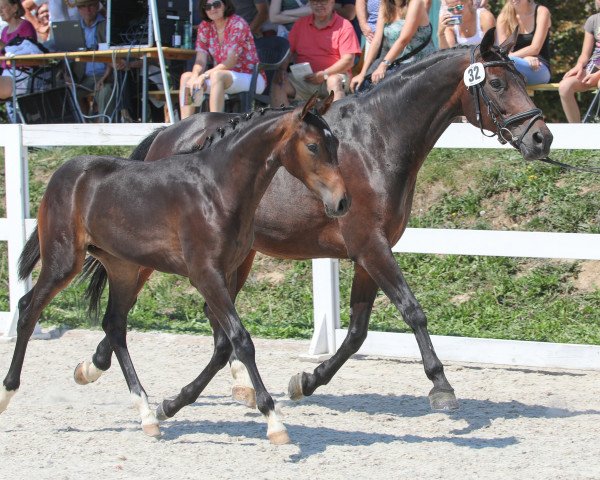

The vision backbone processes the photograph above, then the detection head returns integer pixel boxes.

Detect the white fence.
[1,123,599,369]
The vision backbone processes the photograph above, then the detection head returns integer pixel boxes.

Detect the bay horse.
[0,93,350,445]
[73,30,551,420]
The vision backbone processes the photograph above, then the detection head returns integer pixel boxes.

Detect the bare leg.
[559,76,589,123]
[208,71,233,113]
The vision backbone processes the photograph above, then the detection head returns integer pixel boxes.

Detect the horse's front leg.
[288,263,378,400]
[356,242,458,411]
[193,270,290,445]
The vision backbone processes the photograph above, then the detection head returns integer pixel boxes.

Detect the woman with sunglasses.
[179,0,266,117]
[497,0,552,85]
[438,0,495,49]
[350,0,435,91]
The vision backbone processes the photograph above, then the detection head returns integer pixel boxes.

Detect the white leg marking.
[266,404,290,444]
[0,385,17,413]
[230,360,253,388]
[81,360,103,383]
[130,392,159,427]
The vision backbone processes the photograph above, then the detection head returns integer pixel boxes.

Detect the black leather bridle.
[469,45,543,151]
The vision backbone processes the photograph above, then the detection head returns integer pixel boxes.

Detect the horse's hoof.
[142,423,161,438]
[155,401,170,421]
[73,362,90,385]
[288,373,304,401]
[429,390,459,411]
[231,385,256,409]
[268,429,291,445]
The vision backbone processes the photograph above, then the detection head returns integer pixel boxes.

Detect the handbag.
[358,24,433,93]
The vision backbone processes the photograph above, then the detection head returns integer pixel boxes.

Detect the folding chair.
[582,89,600,123]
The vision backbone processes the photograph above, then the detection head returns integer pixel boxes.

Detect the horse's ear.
[301,92,319,120]
[479,26,496,55]
[498,27,519,57]
[317,91,335,116]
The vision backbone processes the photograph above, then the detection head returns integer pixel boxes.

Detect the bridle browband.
[469,45,543,151]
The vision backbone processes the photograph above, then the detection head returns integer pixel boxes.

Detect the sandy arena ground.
[0,329,599,480]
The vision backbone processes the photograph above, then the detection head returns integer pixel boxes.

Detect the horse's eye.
[307,143,319,154]
[489,79,503,90]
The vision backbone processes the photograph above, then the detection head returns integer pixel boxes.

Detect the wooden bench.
[525,82,597,96]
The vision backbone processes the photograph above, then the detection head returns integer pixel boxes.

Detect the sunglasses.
[447,4,464,12]
[205,0,222,10]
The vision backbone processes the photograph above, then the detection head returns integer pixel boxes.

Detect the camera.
[448,14,462,25]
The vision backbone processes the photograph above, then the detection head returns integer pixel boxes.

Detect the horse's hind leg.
[156,306,232,420]
[288,263,379,401]
[193,271,289,445]
[97,259,160,437]
[74,266,154,385]
[1,250,84,414]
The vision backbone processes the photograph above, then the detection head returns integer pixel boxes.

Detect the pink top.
[288,13,361,75]
[1,19,37,69]
[196,14,266,83]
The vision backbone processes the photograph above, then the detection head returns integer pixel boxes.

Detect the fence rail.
[1,123,599,369]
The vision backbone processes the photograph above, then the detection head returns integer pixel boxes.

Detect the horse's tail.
[18,226,40,280]
[77,256,108,323]
[128,126,167,160]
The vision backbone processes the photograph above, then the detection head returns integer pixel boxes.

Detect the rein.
[468,45,600,174]
[469,45,543,151]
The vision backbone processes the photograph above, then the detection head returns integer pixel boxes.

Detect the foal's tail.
[18,226,41,281]
[128,126,167,161]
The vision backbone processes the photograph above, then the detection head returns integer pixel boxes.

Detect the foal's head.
[459,28,553,160]
[277,92,350,218]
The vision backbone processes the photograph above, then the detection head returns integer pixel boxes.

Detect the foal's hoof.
[429,390,459,411]
[73,362,91,385]
[288,373,304,401]
[142,423,162,438]
[231,385,256,409]
[268,429,291,445]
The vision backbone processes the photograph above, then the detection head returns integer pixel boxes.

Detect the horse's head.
[279,92,350,218]
[460,28,552,160]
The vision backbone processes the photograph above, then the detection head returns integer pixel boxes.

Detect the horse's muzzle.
[520,123,553,161]
[326,193,351,218]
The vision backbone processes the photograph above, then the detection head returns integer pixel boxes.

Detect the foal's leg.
[193,271,289,445]
[74,266,154,385]
[1,250,84,414]
[97,259,160,437]
[288,263,378,400]
[156,305,232,420]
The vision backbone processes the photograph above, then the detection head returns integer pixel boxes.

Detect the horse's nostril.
[533,131,544,144]
[337,197,348,214]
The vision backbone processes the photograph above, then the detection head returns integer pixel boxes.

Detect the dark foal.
[76,30,552,416]
[0,93,349,445]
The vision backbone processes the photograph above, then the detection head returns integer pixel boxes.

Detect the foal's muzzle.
[325,193,352,218]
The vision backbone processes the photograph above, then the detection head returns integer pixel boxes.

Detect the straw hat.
[72,0,100,7]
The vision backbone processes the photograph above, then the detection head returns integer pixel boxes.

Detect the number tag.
[464,63,485,87]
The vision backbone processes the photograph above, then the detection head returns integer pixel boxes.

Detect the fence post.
[4,124,35,338]
[308,258,340,356]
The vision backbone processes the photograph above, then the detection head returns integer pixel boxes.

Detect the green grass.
[0,146,599,344]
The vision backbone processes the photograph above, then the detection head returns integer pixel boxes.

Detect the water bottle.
[172,21,182,48]
[183,20,192,50]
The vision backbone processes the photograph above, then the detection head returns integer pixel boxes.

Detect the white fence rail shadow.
[1,123,599,369]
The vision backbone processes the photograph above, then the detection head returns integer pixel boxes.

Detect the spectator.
[270,0,361,106]
[438,0,495,49]
[497,0,551,85]
[21,0,80,51]
[69,0,114,121]
[0,0,37,100]
[350,0,435,91]
[269,0,310,36]
[356,0,379,52]
[179,0,266,117]
[231,0,271,37]
[559,0,600,123]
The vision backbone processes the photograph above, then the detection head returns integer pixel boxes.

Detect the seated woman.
[438,0,495,49]
[269,0,310,36]
[179,0,266,117]
[558,0,600,123]
[0,0,36,101]
[350,0,435,91]
[497,0,551,85]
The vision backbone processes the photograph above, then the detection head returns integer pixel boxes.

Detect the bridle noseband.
[469,45,543,151]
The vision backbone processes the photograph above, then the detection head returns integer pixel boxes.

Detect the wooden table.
[0,47,196,122]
